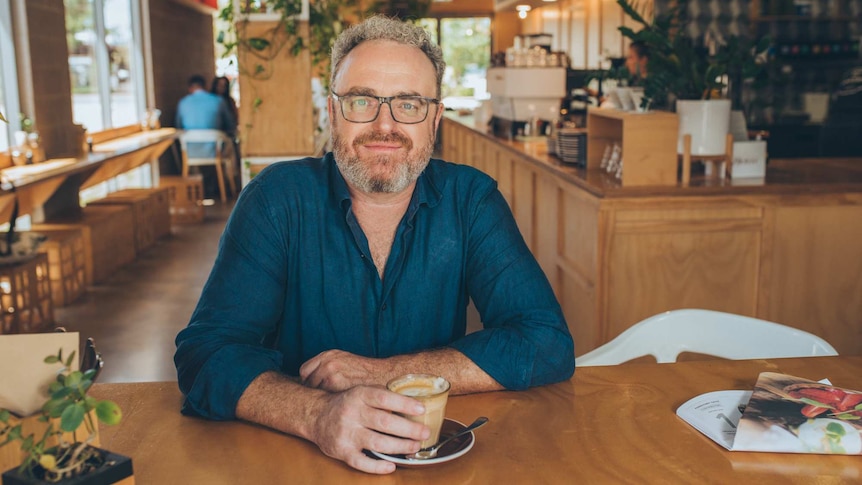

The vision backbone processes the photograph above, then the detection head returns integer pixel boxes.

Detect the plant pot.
[1,447,133,485]
[676,99,732,156]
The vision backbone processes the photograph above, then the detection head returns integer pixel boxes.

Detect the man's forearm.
[386,348,503,395]
[235,371,327,440]
[300,347,503,395]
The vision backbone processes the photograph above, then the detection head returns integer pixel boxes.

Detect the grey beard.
[332,129,434,194]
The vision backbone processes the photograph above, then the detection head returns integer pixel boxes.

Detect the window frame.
[67,0,148,131]
[0,0,21,149]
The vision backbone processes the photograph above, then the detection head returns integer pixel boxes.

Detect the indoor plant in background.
[0,349,127,484]
[616,0,770,155]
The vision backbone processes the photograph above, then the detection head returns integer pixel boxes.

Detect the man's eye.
[396,99,422,112]
[350,97,372,110]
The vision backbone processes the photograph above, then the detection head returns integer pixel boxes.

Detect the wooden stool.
[680,133,734,185]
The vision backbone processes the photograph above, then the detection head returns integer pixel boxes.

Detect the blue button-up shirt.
[174,154,575,419]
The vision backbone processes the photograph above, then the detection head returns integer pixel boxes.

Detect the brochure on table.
[677,372,862,455]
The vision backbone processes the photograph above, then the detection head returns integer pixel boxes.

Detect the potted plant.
[616,0,770,155]
[0,349,129,484]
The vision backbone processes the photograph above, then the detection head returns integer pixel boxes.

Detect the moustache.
[354,131,412,150]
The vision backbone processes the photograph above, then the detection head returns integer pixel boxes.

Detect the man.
[175,74,236,137]
[175,75,237,195]
[625,41,649,85]
[174,16,574,474]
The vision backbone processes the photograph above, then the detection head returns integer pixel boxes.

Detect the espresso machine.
[487,67,567,139]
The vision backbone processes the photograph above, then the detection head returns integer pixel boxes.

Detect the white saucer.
[369,418,476,467]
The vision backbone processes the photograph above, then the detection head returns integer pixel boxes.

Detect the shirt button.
[382,303,387,310]
[360,254,365,259]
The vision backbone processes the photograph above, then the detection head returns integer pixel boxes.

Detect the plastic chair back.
[178,129,236,202]
[577,309,838,366]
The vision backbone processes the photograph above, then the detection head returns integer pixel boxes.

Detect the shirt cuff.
[181,346,283,420]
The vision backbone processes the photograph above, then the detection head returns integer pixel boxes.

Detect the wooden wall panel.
[493,12,521,53]
[534,171,559,280]
[511,159,535,248]
[560,268,597,356]
[560,186,599,284]
[495,147,513,205]
[475,136,491,178]
[238,22,313,156]
[150,1,217,135]
[19,0,79,158]
[605,218,762,342]
[767,205,862,355]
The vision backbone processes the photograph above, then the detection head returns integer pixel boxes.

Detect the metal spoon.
[409,416,489,460]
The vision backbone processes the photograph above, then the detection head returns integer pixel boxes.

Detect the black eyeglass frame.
[331,91,441,124]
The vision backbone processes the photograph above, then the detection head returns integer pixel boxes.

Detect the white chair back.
[178,129,236,202]
[577,309,838,366]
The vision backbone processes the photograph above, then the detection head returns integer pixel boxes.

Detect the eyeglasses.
[331,92,440,124]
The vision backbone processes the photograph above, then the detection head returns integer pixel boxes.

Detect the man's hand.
[310,385,429,474]
[300,349,392,391]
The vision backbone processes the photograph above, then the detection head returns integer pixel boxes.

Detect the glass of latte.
[386,374,451,453]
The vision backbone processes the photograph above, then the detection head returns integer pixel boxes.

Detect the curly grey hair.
[330,16,445,98]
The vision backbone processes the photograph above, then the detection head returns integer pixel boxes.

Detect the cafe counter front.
[441,114,862,357]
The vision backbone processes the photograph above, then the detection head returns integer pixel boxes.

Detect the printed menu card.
[676,372,862,454]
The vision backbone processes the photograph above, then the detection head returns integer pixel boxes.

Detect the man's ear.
[432,102,444,133]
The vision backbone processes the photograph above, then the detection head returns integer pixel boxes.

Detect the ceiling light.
[516,5,531,18]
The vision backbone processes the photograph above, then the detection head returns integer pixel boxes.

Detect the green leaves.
[60,402,86,433]
[248,37,271,51]
[95,401,122,426]
[1,348,124,478]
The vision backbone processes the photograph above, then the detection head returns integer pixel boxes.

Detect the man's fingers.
[347,452,397,474]
[358,403,429,443]
[298,353,324,382]
[360,386,425,417]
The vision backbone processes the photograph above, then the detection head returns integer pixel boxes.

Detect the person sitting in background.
[211,76,239,128]
[174,16,574,475]
[211,75,241,180]
[176,74,237,196]
[625,41,649,86]
[176,74,236,137]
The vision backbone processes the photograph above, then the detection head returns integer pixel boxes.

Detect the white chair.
[577,309,838,366]
[179,129,237,203]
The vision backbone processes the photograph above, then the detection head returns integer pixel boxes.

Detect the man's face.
[329,40,443,194]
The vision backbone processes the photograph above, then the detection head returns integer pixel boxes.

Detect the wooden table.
[90,356,862,484]
[0,128,176,222]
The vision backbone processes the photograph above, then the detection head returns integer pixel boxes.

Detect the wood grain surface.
[91,356,862,484]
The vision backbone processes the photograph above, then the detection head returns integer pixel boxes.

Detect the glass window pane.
[0,69,9,152]
[418,18,438,44]
[66,0,104,131]
[105,0,139,128]
[439,18,491,111]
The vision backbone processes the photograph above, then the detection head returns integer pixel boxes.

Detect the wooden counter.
[0,128,177,222]
[90,356,862,484]
[442,115,862,356]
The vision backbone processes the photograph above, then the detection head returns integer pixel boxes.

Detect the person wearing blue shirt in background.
[175,74,236,159]
[174,16,574,475]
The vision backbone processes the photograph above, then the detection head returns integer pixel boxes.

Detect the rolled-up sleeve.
[450,182,575,389]
[174,182,289,419]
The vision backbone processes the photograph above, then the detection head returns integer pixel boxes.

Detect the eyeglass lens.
[339,95,432,124]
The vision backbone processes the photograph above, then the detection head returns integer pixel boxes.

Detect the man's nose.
[372,101,398,129]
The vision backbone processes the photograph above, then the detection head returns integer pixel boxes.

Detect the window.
[65,0,145,132]
[0,0,19,152]
[420,17,492,112]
